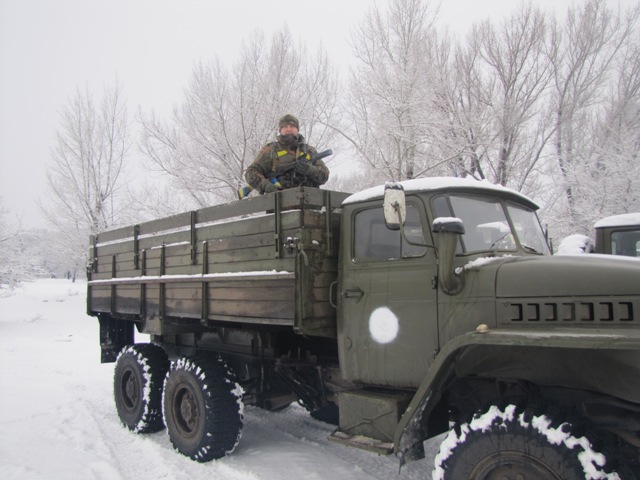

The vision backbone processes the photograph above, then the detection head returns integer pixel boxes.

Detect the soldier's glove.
[295,159,320,181]
[261,179,278,194]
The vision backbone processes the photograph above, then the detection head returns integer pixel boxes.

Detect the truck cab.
[333,179,640,478]
[337,178,548,390]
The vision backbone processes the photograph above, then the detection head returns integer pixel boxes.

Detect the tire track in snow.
[71,375,260,480]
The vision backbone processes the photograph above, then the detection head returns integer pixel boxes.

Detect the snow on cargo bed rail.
[88,270,295,285]
[95,210,284,248]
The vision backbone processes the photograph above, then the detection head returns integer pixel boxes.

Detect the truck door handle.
[342,288,364,299]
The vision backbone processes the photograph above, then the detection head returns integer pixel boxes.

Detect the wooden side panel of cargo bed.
[87,188,349,337]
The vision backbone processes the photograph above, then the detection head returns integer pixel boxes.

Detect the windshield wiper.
[490,232,511,250]
[522,244,543,255]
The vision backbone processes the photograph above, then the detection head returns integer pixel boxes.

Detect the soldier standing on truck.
[245,114,329,194]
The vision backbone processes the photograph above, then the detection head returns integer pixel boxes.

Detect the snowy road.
[0,280,440,479]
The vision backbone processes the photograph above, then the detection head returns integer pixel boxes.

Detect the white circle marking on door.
[369,306,399,344]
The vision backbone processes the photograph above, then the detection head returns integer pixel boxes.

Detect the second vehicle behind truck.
[594,212,640,257]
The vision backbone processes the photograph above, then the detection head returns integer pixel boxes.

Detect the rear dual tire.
[163,356,244,462]
[114,346,244,462]
[113,343,169,433]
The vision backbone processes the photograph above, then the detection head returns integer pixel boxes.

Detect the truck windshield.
[433,195,549,254]
[507,203,550,254]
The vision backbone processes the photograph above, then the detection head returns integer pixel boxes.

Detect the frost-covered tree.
[140,26,340,207]
[43,81,131,276]
[562,29,640,234]
[459,2,553,191]
[549,0,639,222]
[345,0,556,191]
[0,201,23,289]
[341,0,639,243]
[428,29,494,180]
[0,201,48,290]
[344,0,447,184]
[430,0,640,241]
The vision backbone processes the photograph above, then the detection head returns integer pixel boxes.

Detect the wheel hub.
[122,370,139,409]
[176,387,198,434]
[470,451,563,480]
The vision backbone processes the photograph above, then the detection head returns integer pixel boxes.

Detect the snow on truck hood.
[342,177,538,207]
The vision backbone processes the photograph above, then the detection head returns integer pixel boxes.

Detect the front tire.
[113,343,169,433]
[433,404,627,480]
[163,356,244,462]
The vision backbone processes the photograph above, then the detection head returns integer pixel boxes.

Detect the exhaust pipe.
[264,393,298,411]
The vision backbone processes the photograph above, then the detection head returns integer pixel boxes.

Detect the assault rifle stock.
[238,149,332,199]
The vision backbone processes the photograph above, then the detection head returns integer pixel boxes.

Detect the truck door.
[337,198,438,388]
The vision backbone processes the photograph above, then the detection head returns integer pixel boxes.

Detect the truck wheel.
[113,343,169,433]
[163,356,244,462]
[433,404,626,480]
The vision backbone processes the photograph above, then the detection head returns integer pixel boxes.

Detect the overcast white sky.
[0,0,634,227]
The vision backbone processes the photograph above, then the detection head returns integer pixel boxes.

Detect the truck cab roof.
[342,177,539,210]
[594,212,640,228]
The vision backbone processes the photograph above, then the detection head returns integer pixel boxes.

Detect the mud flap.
[98,314,134,363]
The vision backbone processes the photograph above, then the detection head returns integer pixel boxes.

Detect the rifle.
[238,149,333,199]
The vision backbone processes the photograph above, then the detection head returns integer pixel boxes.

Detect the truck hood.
[494,254,640,298]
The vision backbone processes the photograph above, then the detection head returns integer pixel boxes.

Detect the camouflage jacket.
[245,134,329,193]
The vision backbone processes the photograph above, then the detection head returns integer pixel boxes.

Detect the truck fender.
[393,327,640,464]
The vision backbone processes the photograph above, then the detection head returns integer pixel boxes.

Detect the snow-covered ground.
[0,279,441,480]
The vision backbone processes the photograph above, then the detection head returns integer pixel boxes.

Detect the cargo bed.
[87,188,348,338]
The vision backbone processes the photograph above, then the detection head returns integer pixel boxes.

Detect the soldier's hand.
[262,179,278,194]
[295,159,319,180]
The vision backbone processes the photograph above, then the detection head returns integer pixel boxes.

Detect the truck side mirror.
[383,182,406,230]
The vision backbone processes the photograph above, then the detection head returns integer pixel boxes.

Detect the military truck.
[87,178,640,479]
[594,213,640,257]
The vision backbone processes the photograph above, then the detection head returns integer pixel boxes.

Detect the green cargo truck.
[87,179,640,479]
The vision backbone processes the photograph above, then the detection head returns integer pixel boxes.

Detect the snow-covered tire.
[113,343,169,433]
[163,356,244,462]
[433,404,628,480]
